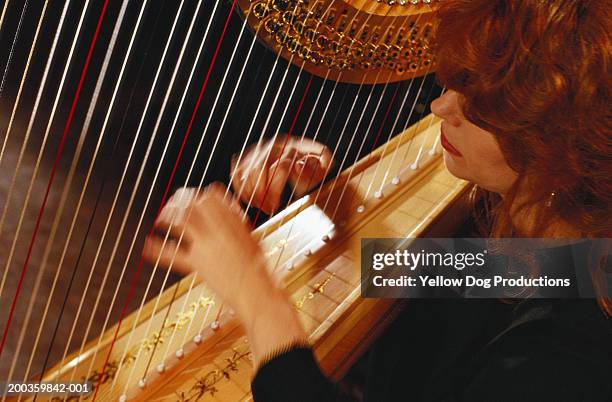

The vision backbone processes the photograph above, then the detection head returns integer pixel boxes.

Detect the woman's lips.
[440,126,463,157]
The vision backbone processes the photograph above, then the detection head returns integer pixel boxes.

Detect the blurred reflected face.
[430,90,518,194]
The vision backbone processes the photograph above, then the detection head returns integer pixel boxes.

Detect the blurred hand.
[231,135,333,214]
[143,183,306,363]
[143,183,274,317]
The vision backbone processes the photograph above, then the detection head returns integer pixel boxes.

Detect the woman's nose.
[431,90,462,127]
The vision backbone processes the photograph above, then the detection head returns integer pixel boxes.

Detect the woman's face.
[430,90,518,194]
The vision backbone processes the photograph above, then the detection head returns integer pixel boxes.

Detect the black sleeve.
[459,346,611,402]
[433,319,612,402]
[251,347,356,402]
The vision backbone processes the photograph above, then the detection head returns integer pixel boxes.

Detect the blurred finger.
[247,160,269,209]
[153,216,192,245]
[265,158,293,213]
[143,237,190,274]
[290,154,329,195]
[201,182,227,200]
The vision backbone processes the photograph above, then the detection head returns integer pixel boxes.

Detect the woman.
[143,0,611,400]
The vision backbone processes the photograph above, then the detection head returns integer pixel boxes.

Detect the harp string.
[210,63,315,325]
[175,0,342,345]
[0,0,54,309]
[235,1,374,224]
[312,9,426,221]
[360,61,436,206]
[0,0,110,359]
[6,0,134,389]
[211,5,403,345]
[61,0,219,385]
[356,66,437,215]
[358,55,433,205]
[0,0,11,36]
[229,0,354,217]
[371,72,437,198]
[31,0,130,381]
[58,7,170,388]
[405,89,447,171]
[212,0,382,337]
[0,0,436,392]
[0,0,71,243]
[115,0,295,384]
[168,69,338,372]
[257,72,346,245]
[226,0,353,212]
[0,1,49,236]
[264,8,431,281]
[396,74,438,175]
[141,0,306,376]
[127,0,372,384]
[91,2,239,397]
[18,0,150,387]
[424,88,447,158]
[239,1,355,226]
[8,0,88,387]
[268,47,407,278]
[311,11,424,222]
[83,0,204,386]
[236,2,389,250]
[329,80,402,219]
[0,0,28,101]
[0,0,90,305]
[123,0,340,385]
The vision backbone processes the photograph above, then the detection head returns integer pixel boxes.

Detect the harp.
[0,0,469,400]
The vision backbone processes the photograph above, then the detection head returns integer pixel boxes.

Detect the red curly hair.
[434,0,611,313]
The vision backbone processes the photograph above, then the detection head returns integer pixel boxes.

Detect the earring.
[545,191,556,207]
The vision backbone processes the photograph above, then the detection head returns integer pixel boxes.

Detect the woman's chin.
[442,150,469,181]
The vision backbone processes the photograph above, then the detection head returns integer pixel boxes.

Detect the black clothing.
[252,298,611,401]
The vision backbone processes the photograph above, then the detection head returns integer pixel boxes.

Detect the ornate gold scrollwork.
[238,0,438,83]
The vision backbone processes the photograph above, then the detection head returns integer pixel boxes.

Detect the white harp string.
[16,0,147,385]
[128,0,334,381]
[76,0,217,385]
[147,0,298,370]
[360,58,435,205]
[395,71,438,175]
[212,5,390,335]
[194,0,339,335]
[8,0,133,389]
[0,0,28,102]
[0,1,49,236]
[269,13,414,277]
[214,0,373,331]
[373,73,435,196]
[361,74,435,210]
[13,0,81,387]
[118,0,281,383]
[235,1,366,219]
[133,0,321,380]
[0,0,11,36]
[313,11,411,213]
[0,0,91,309]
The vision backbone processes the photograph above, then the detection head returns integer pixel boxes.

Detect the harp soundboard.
[41,116,469,401]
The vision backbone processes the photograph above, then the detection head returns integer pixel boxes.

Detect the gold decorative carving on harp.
[238,0,437,83]
[0,0,471,401]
